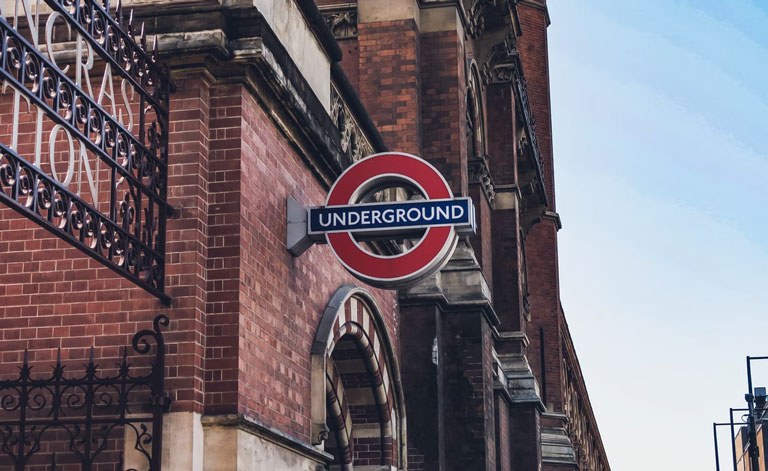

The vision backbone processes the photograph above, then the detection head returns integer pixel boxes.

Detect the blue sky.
[547,1,768,469]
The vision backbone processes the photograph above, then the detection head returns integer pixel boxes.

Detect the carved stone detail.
[466,0,503,38]
[321,6,358,39]
[468,157,495,204]
[330,83,374,163]
[519,231,531,319]
[519,174,544,233]
[563,354,608,471]
[311,423,330,446]
[482,34,537,136]
[487,62,517,84]
[483,33,519,84]
[483,33,548,232]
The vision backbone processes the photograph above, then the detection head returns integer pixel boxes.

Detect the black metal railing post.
[83,347,96,471]
[15,350,30,471]
[0,314,171,470]
[745,356,768,471]
[714,417,752,471]
[714,422,721,471]
[0,0,173,303]
[133,314,171,471]
[730,408,738,470]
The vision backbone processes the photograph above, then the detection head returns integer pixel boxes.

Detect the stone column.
[398,299,444,471]
[400,241,499,471]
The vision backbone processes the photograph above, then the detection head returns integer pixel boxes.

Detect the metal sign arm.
[287,197,315,257]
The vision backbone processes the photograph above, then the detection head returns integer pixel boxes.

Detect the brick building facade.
[0,0,610,470]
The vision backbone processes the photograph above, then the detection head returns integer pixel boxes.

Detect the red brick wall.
[400,303,440,471]
[440,311,497,471]
[204,82,241,413]
[517,2,555,208]
[486,83,524,331]
[165,74,212,412]
[491,208,524,332]
[233,84,399,441]
[0,73,401,445]
[496,395,511,471]
[0,74,212,416]
[338,38,360,90]
[420,30,467,196]
[486,84,518,186]
[509,404,542,470]
[517,1,564,413]
[525,222,562,412]
[358,20,422,156]
[469,186,493,292]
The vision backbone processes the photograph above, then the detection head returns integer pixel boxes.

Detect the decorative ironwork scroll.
[0,314,170,471]
[0,0,172,303]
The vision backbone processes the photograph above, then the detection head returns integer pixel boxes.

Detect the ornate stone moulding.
[468,156,496,204]
[465,0,517,38]
[319,4,358,39]
[330,82,375,163]
[481,32,549,230]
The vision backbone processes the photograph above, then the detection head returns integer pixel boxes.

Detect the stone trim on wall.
[541,413,579,468]
[469,30,549,235]
[310,285,408,469]
[331,82,376,163]
[468,156,495,205]
[151,4,383,188]
[320,4,359,39]
[200,414,334,471]
[560,313,612,470]
[326,358,354,469]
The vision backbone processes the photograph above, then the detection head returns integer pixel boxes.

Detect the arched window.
[311,286,406,470]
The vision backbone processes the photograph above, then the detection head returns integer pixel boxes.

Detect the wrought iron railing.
[0,315,170,471]
[0,0,172,303]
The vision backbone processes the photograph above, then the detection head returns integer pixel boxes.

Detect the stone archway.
[311,285,406,470]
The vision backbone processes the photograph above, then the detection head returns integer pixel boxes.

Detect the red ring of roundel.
[325,153,456,285]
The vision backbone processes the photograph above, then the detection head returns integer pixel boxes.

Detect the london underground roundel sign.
[287,153,475,289]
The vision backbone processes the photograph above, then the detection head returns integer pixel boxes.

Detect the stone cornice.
[542,210,562,230]
[468,156,495,205]
[293,0,344,61]
[494,331,545,410]
[331,62,389,157]
[494,329,529,347]
[399,240,500,328]
[201,413,334,464]
[540,418,579,467]
[155,8,384,188]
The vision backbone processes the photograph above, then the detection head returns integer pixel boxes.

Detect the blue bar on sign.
[308,198,472,235]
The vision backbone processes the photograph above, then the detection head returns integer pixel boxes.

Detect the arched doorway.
[311,286,406,470]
